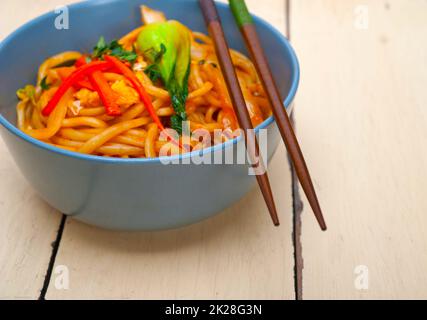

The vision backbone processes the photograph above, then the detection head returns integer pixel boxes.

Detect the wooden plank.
[0,139,61,299]
[47,146,294,300]
[292,0,427,299]
[46,0,295,299]
[0,0,79,299]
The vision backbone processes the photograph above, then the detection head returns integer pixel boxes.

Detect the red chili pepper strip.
[89,71,121,116]
[104,55,182,148]
[56,67,95,91]
[75,55,89,68]
[42,61,112,116]
[57,59,120,115]
[73,79,95,91]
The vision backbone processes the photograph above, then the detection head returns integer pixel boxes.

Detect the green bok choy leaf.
[137,21,191,134]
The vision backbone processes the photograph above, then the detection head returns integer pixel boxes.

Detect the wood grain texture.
[46,145,294,299]
[0,139,61,299]
[45,0,295,299]
[0,0,81,301]
[292,0,427,299]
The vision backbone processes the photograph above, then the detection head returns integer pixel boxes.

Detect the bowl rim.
[0,0,300,165]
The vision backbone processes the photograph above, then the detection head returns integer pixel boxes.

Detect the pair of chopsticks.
[199,0,327,231]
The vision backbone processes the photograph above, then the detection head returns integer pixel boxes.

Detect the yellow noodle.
[17,100,28,130]
[60,128,146,148]
[80,128,104,134]
[24,89,73,140]
[78,107,106,116]
[51,136,83,148]
[157,107,174,117]
[98,144,145,156]
[31,108,45,129]
[78,117,151,154]
[112,103,145,123]
[59,128,94,141]
[96,114,116,122]
[62,117,108,128]
[53,136,145,156]
[37,52,82,84]
[189,62,205,88]
[188,82,213,100]
[126,129,147,138]
[145,124,158,158]
[113,135,145,148]
[145,85,169,100]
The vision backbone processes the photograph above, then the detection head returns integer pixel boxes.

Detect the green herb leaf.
[93,36,107,58]
[92,36,138,63]
[144,43,167,82]
[144,64,162,82]
[40,76,51,91]
[170,115,183,134]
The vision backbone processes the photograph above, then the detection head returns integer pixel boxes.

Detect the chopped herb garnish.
[40,76,51,91]
[92,36,138,63]
[144,43,167,82]
[144,64,162,82]
[93,36,107,57]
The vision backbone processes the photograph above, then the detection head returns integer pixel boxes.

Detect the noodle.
[16,10,272,159]
[78,117,152,154]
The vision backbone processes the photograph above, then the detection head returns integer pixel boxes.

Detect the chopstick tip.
[318,218,327,231]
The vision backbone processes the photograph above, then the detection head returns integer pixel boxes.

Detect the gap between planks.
[38,215,67,300]
[286,0,304,301]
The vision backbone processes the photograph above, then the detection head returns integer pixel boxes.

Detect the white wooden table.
[1,0,427,300]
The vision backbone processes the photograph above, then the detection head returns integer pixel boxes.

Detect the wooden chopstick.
[199,0,280,226]
[229,0,327,231]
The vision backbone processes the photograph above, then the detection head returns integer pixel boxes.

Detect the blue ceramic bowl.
[0,0,299,230]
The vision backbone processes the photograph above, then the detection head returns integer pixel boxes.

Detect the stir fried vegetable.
[104,55,181,147]
[41,61,112,116]
[137,21,192,134]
